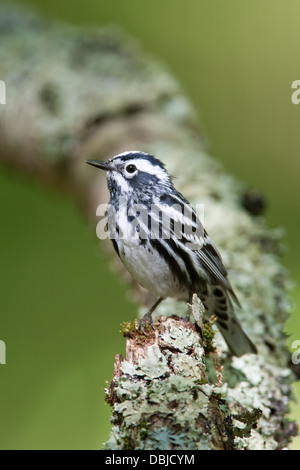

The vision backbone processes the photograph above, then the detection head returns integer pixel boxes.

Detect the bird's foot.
[181,302,192,322]
[138,311,155,335]
[180,310,191,323]
[183,309,191,322]
[169,309,191,323]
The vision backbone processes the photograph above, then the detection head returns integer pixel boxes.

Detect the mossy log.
[0,5,297,450]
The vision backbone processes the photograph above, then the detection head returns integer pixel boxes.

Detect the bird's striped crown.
[106,151,172,200]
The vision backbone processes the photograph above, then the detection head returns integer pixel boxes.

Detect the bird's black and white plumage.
[86,151,257,356]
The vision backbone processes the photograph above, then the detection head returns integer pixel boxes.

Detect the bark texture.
[0,5,297,450]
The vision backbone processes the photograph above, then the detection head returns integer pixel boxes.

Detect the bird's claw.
[184,308,191,322]
[138,311,155,335]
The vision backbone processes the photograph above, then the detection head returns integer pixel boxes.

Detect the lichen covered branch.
[104,296,294,450]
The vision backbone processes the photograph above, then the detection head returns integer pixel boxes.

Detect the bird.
[86,151,257,356]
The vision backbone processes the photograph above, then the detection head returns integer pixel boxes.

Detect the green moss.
[120,320,139,338]
[120,319,158,344]
[203,318,216,355]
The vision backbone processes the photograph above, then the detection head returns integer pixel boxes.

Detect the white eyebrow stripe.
[123,159,169,182]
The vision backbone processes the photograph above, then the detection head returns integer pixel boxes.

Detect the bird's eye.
[126,164,137,174]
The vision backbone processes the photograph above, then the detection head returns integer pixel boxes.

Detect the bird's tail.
[203,283,257,357]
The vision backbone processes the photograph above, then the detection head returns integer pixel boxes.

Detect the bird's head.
[86,151,172,200]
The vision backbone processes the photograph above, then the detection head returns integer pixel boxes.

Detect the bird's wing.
[195,231,241,308]
[158,191,241,307]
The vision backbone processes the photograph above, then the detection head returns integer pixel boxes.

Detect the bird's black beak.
[85,159,114,171]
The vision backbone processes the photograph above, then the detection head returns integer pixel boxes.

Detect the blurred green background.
[0,0,299,449]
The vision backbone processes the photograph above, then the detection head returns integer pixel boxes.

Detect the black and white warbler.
[86,151,257,356]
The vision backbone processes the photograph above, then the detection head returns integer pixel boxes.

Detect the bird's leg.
[184,293,193,322]
[138,297,164,334]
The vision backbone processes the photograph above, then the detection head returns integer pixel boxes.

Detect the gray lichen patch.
[159,317,202,354]
[129,343,170,380]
